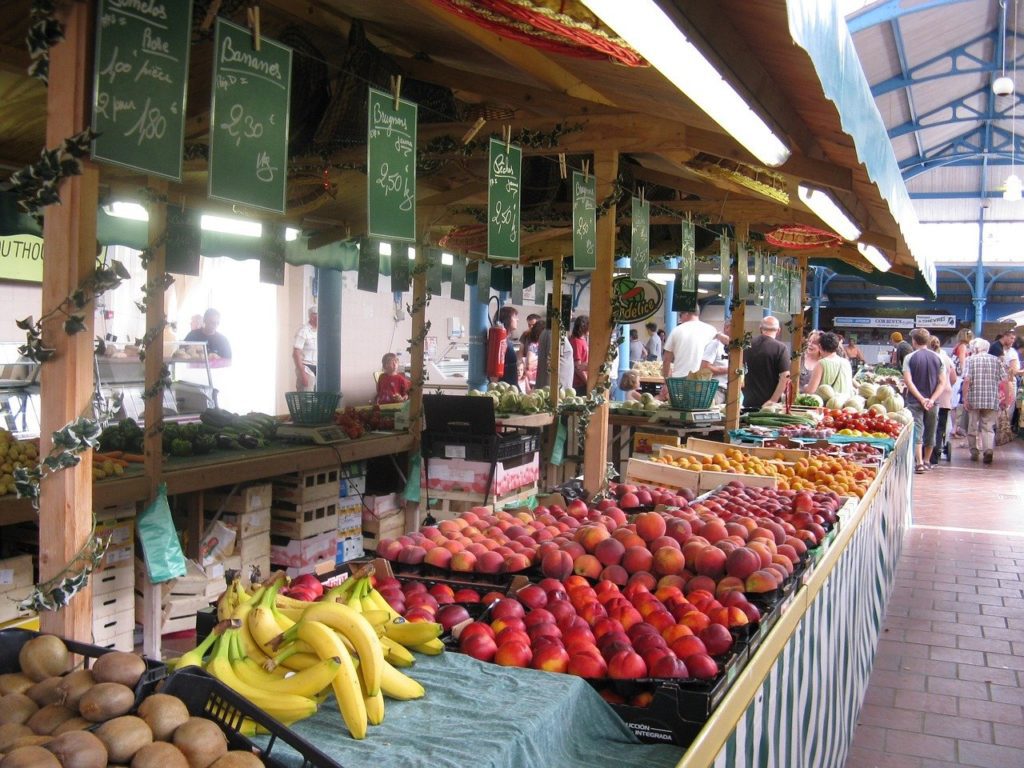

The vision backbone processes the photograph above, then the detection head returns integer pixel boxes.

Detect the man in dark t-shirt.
[903,327,946,470]
[743,316,790,410]
[184,308,232,360]
[890,332,913,367]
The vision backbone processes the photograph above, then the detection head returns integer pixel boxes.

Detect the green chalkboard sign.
[209,19,292,213]
[367,88,416,242]
[487,138,521,261]
[572,171,596,271]
[630,196,650,279]
[91,0,193,180]
[719,235,731,300]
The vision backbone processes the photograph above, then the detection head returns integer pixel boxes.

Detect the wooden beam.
[583,150,617,495]
[38,1,96,643]
[0,42,32,76]
[789,258,808,403]
[399,0,616,106]
[725,225,746,431]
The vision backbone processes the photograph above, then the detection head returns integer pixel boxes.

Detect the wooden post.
[725,224,747,431]
[582,151,617,494]
[142,179,168,659]
[38,2,98,642]
[406,243,427,529]
[789,257,809,404]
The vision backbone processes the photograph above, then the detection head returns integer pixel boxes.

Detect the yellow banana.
[167,629,218,671]
[230,604,272,664]
[359,674,385,726]
[205,631,318,725]
[408,637,445,656]
[299,602,384,697]
[275,605,306,622]
[238,718,271,737]
[365,588,401,620]
[383,617,443,647]
[247,606,289,656]
[290,620,367,740]
[275,592,316,611]
[216,580,240,622]
[236,654,341,697]
[358,610,392,629]
[268,642,322,672]
[378,635,415,668]
[380,659,425,700]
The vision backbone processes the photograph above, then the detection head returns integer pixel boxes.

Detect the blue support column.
[974,213,986,334]
[663,257,679,334]
[467,272,489,392]
[315,266,342,393]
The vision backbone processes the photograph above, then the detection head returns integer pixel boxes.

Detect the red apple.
[435,604,471,632]
[460,632,497,662]
[494,640,532,667]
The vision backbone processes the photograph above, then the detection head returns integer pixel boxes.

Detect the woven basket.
[285,391,341,425]
[665,378,718,410]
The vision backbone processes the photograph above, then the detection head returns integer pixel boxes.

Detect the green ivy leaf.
[15,316,36,330]
[63,314,86,335]
[112,260,130,280]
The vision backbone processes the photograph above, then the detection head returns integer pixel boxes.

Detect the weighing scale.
[652,408,723,426]
[275,423,349,444]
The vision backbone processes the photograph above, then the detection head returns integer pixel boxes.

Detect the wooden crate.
[93,587,133,620]
[92,565,133,597]
[698,469,778,492]
[272,466,340,505]
[93,608,135,650]
[205,483,272,514]
[624,457,701,492]
[362,511,407,551]
[687,436,810,462]
[270,499,338,539]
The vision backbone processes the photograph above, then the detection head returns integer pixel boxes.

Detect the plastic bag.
[200,520,237,568]
[136,483,187,583]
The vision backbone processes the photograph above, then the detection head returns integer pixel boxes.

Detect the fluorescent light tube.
[201,214,261,237]
[582,0,790,167]
[798,184,862,241]
[876,295,924,301]
[857,243,891,272]
[104,202,149,221]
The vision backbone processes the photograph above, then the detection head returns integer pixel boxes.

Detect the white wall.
[0,283,42,345]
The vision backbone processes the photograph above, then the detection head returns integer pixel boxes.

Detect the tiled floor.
[845,435,1024,768]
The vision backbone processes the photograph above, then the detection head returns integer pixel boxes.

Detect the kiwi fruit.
[171,717,227,768]
[0,694,37,725]
[0,744,61,768]
[52,715,92,735]
[79,682,135,722]
[56,668,96,710]
[0,723,32,752]
[209,752,264,768]
[25,676,65,707]
[95,716,152,764]
[0,674,33,696]
[17,636,70,682]
[130,741,190,768]
[136,694,189,742]
[25,704,76,735]
[92,653,146,689]
[45,729,108,768]
[8,733,52,748]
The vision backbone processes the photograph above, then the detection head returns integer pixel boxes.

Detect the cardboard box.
[92,565,133,597]
[424,453,539,497]
[273,467,340,505]
[205,483,272,514]
[238,532,271,562]
[271,499,338,539]
[361,493,401,519]
[0,554,34,624]
[95,507,135,572]
[632,432,681,455]
[338,475,366,498]
[337,496,362,538]
[336,536,365,565]
[205,508,271,539]
[362,512,406,551]
[93,587,133,620]
[93,608,135,650]
[270,531,337,571]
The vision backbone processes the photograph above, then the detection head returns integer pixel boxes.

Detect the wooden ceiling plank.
[0,42,31,76]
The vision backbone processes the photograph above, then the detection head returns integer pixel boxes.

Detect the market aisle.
[845,438,1024,768]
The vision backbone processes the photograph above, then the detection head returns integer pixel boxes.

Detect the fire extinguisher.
[486,296,508,380]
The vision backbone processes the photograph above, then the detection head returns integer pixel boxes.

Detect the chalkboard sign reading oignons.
[91,0,193,180]
[487,138,521,261]
[572,171,596,271]
[209,19,292,213]
[367,88,417,242]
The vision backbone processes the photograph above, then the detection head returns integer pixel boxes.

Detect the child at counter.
[618,369,645,402]
[376,352,410,404]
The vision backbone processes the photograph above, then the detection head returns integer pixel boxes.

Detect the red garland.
[764,225,842,250]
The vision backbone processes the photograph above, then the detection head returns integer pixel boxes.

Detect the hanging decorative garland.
[9,129,99,225]
[26,0,64,84]
[765,225,841,250]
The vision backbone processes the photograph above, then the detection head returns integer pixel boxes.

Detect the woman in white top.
[803,332,853,402]
[927,336,957,464]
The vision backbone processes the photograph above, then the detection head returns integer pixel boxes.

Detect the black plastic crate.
[423,429,539,462]
[0,628,166,706]
[160,667,340,768]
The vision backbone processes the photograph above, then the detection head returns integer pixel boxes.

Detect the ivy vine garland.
[9,129,98,225]
[26,0,64,84]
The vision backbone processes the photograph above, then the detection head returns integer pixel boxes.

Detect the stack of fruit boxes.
[134,557,227,636]
[204,483,273,584]
[270,467,340,576]
[94,502,136,649]
[336,462,365,565]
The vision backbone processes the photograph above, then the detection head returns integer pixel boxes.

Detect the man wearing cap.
[890,331,913,368]
[293,305,318,391]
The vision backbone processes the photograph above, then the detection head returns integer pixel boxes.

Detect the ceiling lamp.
[580,0,791,167]
[797,184,862,241]
[857,243,891,272]
[876,295,924,302]
[993,75,1014,97]
[1004,0,1021,201]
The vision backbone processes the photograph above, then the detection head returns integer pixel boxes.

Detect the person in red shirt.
[569,315,590,395]
[376,352,410,404]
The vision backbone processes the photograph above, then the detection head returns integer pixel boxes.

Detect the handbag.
[999,379,1014,410]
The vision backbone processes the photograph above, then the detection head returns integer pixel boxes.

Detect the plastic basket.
[666,378,718,410]
[285,391,341,425]
[160,667,339,767]
[0,628,166,706]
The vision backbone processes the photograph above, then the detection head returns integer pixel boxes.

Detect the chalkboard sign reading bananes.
[209,19,292,213]
[91,0,193,180]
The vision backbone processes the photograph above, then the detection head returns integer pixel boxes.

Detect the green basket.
[665,378,718,410]
[285,391,342,425]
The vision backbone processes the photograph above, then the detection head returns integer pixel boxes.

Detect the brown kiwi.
[25,704,76,735]
[0,674,33,696]
[94,716,153,764]
[208,752,264,768]
[25,676,66,707]
[17,636,70,682]
[0,694,37,725]
[171,717,227,768]
[0,723,32,752]
[135,694,189,742]
[79,682,135,722]
[130,741,190,768]
[45,729,108,768]
[0,744,61,768]
[92,653,146,689]
[56,668,96,710]
[9,733,52,748]
[52,716,92,735]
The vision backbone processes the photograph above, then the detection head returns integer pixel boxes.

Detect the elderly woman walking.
[961,337,1007,465]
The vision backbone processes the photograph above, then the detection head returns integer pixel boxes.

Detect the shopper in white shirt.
[661,312,723,379]
[644,322,662,361]
[700,319,730,404]
[292,305,318,391]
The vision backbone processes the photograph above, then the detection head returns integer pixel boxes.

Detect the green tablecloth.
[256,651,686,768]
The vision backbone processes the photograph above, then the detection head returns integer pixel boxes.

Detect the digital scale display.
[275,423,349,444]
